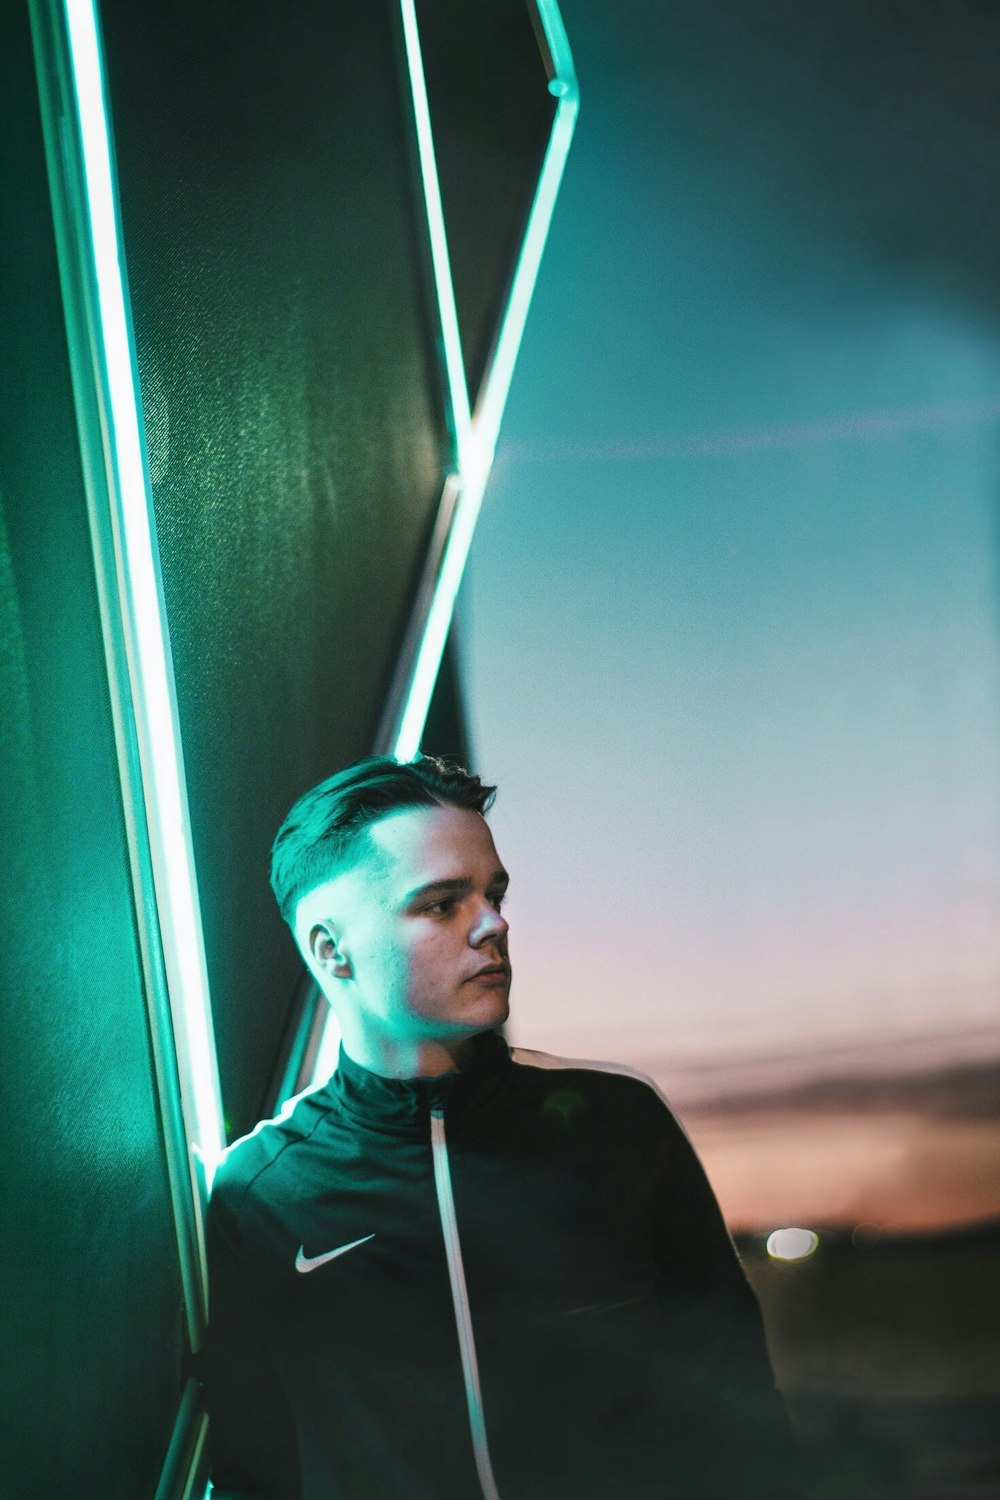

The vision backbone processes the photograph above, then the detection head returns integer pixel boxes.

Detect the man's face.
[306,803,511,1042]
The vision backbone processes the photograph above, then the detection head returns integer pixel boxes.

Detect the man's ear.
[308,922,352,979]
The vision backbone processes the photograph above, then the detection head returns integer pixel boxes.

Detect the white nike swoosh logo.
[295,1234,375,1273]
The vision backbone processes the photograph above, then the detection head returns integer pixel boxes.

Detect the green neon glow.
[391,0,578,764]
[393,447,489,761]
[399,0,472,454]
[472,0,579,461]
[62,0,226,1186]
[312,1006,343,1086]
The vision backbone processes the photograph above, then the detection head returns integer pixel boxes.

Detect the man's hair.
[270,755,497,925]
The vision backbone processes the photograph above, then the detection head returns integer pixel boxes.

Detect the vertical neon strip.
[62,0,225,1187]
[310,1011,344,1098]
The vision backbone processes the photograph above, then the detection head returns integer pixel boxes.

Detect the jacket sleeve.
[201,1185,301,1500]
[645,1087,807,1500]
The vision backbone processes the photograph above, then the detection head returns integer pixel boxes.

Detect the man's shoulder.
[508,1044,714,1192]
[510,1044,678,1118]
[210,1080,334,1213]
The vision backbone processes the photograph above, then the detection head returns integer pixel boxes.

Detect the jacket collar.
[330,1026,512,1133]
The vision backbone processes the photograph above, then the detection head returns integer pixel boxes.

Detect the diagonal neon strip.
[62,0,225,1190]
[392,454,487,762]
[472,1,579,462]
[399,0,472,457]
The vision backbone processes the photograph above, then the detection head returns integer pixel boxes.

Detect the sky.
[458,0,1000,1233]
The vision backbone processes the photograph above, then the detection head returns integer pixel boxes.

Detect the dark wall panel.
[420,0,556,401]
[422,627,473,769]
[98,0,451,1139]
[0,8,184,1495]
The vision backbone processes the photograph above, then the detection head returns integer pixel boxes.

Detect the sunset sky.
[458,0,1000,1234]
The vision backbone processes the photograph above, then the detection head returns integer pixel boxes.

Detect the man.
[204,755,803,1499]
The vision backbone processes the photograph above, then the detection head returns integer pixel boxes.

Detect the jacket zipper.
[430,1107,502,1500]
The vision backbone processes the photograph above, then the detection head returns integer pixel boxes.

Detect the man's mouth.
[468,963,508,981]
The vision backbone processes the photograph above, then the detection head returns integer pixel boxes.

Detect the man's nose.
[470,901,508,947]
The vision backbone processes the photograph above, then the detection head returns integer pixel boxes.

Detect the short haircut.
[270,755,497,925]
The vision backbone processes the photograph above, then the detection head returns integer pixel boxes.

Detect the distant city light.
[766,1227,820,1261]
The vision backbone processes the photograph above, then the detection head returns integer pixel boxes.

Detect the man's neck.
[339,1027,482,1080]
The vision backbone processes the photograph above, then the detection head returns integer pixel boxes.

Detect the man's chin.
[463,988,509,1030]
[460,1007,509,1056]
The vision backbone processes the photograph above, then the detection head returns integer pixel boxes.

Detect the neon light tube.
[393,454,488,761]
[399,0,472,456]
[62,0,226,1188]
[473,94,578,456]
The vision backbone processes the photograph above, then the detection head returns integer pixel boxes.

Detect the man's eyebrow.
[404,870,509,905]
[406,877,469,904]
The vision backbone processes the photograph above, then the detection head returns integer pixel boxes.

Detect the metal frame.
[29,0,576,1493]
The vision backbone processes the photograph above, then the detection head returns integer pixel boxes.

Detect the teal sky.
[458,2,1000,1228]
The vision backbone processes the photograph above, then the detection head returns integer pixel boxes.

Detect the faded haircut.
[269,755,497,925]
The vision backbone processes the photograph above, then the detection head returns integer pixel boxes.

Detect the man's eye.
[490,891,508,911]
[425,898,454,915]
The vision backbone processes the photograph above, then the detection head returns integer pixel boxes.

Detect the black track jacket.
[204,1029,804,1499]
